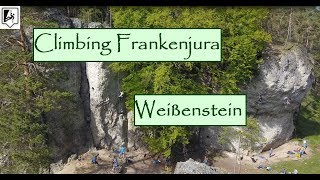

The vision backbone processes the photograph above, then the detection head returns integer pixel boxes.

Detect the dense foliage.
[110,7,271,156]
[0,7,70,173]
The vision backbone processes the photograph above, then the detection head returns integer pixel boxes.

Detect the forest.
[0,6,319,174]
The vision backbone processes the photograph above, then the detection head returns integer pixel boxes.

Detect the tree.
[0,7,70,173]
[78,7,104,23]
[110,7,271,158]
[218,117,263,174]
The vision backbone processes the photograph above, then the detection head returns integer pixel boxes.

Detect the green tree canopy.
[110,7,271,157]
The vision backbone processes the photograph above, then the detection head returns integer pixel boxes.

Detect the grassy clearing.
[272,94,320,174]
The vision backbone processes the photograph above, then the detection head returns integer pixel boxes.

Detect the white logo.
[0,6,20,29]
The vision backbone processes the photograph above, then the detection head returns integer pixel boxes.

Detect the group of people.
[151,155,173,172]
[113,145,126,172]
[270,139,308,159]
[91,144,127,173]
[255,139,307,173]
[287,139,308,158]
[295,139,308,158]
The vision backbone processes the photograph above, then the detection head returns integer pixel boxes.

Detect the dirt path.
[57,149,169,174]
[57,140,312,174]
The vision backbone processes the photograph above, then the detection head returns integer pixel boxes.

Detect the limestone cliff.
[201,45,314,152]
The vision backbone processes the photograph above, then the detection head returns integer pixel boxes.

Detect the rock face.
[70,18,82,28]
[86,62,128,148]
[41,8,93,161]
[85,22,128,149]
[44,8,73,28]
[246,45,314,151]
[174,158,219,174]
[127,111,145,150]
[45,63,93,161]
[202,45,314,152]
[49,160,64,174]
[88,22,103,28]
[38,8,130,162]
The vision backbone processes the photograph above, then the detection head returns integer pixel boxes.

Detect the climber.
[119,145,126,158]
[118,91,124,98]
[284,97,291,105]
[91,154,99,165]
[258,94,263,103]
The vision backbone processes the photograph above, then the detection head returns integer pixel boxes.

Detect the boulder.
[174,158,219,174]
[67,154,78,163]
[71,18,82,28]
[88,22,103,28]
[49,160,64,174]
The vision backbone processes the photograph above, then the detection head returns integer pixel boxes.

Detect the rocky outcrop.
[49,160,64,174]
[41,8,93,161]
[40,8,130,161]
[45,63,93,161]
[44,8,73,28]
[127,111,145,150]
[83,21,129,150]
[86,62,128,149]
[71,18,82,28]
[246,45,314,151]
[202,45,314,152]
[88,22,103,28]
[174,158,219,174]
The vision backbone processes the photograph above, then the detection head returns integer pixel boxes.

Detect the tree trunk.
[285,8,293,46]
[20,26,31,97]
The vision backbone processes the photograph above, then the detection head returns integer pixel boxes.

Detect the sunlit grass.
[272,94,320,174]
